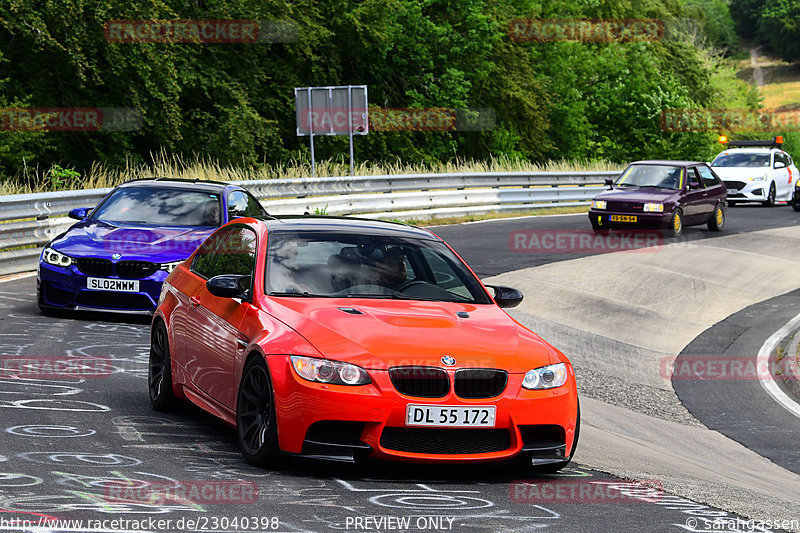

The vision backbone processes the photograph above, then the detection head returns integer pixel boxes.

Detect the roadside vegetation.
[0,0,763,192]
[0,154,622,196]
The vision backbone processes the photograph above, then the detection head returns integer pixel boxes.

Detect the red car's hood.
[264,298,558,373]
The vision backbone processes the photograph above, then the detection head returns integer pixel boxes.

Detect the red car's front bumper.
[267,355,579,463]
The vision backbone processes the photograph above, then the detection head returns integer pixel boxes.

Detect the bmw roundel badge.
[111,253,122,260]
[441,355,456,366]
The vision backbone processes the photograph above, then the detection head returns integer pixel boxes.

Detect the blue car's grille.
[75,258,158,279]
[77,258,112,277]
[116,261,158,279]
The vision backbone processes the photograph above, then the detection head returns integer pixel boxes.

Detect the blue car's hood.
[50,220,216,262]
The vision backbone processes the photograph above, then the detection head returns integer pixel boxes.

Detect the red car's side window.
[210,228,258,278]
[191,227,234,279]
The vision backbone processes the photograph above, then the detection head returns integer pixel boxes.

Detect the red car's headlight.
[290,356,371,386]
[522,363,568,390]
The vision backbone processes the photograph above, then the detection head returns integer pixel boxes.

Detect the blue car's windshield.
[91,187,222,227]
[616,165,684,190]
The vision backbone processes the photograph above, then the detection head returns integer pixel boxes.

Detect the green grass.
[0,152,621,196]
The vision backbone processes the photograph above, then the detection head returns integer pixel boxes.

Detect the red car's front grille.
[380,427,511,455]
[454,369,507,399]
[389,366,449,398]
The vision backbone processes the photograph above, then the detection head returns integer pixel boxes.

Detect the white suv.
[710,139,798,206]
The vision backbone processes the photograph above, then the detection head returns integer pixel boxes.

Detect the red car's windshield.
[265,232,492,304]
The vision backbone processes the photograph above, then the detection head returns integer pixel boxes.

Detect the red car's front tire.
[237,356,280,466]
[149,321,177,411]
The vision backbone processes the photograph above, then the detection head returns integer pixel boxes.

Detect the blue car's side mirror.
[68,207,90,220]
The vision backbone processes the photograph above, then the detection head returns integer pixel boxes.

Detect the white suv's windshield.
[712,153,771,167]
[265,232,492,304]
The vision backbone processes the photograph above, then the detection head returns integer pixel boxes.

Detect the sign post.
[295,85,368,177]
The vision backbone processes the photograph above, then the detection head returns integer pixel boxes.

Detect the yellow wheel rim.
[716,208,723,225]
[673,213,682,232]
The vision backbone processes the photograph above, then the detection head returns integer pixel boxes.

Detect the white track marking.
[757,311,800,419]
[0,272,36,283]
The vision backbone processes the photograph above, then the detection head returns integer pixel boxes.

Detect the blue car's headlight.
[42,247,74,268]
[522,363,569,390]
[290,356,371,386]
[160,261,183,273]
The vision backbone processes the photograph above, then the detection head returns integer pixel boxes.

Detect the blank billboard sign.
[295,86,368,136]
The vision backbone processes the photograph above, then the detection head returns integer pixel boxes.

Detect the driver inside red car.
[374,249,407,288]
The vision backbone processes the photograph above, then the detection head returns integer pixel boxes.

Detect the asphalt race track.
[0,204,799,533]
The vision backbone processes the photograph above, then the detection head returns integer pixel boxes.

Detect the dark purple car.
[37,178,267,314]
[588,161,727,237]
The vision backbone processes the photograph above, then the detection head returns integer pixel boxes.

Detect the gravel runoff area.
[572,364,703,427]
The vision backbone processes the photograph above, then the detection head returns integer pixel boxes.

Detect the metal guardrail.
[0,170,617,276]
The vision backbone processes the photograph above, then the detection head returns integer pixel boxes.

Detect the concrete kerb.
[773,321,800,411]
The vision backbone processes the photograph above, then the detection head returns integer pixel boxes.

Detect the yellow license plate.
[610,215,637,222]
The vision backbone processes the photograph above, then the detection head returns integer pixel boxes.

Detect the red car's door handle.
[190,296,201,306]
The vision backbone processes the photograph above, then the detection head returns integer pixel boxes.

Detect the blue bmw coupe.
[37,178,267,314]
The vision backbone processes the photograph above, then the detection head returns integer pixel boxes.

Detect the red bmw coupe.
[149,216,579,472]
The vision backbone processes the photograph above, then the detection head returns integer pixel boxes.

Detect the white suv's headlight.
[160,260,183,273]
[751,174,767,182]
[643,203,664,213]
[522,363,569,390]
[42,247,74,268]
[290,356,371,386]
[591,200,607,210]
